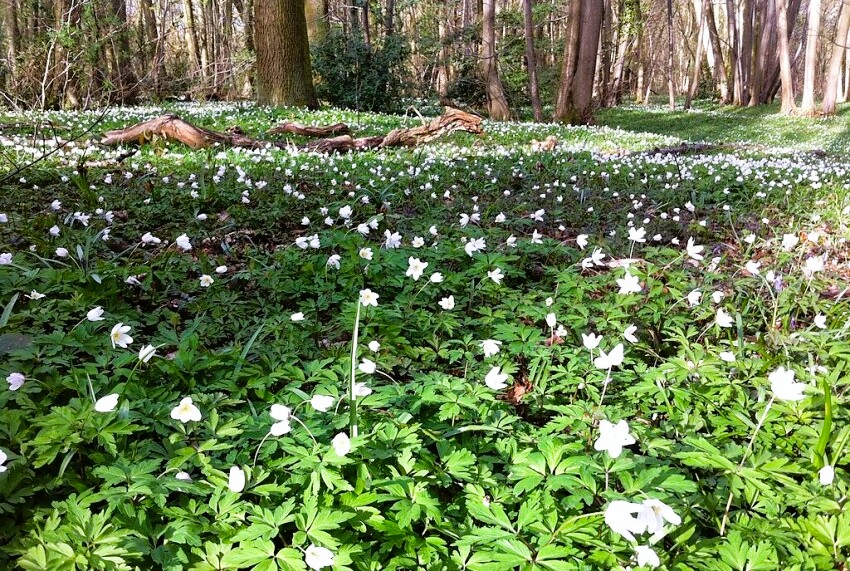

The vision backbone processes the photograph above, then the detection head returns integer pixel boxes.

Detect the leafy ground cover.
[0,103,849,570]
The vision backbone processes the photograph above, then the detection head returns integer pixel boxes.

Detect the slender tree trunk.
[361,0,372,48]
[139,0,161,95]
[109,0,137,103]
[740,0,754,103]
[685,0,708,109]
[481,0,510,119]
[598,0,613,105]
[666,0,675,109]
[823,0,850,115]
[462,0,473,58]
[242,0,254,53]
[705,0,728,101]
[385,0,395,36]
[609,0,629,105]
[760,0,801,104]
[800,0,821,114]
[634,0,645,103]
[843,37,850,103]
[196,0,210,89]
[436,5,450,96]
[523,0,542,121]
[52,0,80,108]
[555,0,581,117]
[751,0,774,104]
[776,0,797,113]
[208,0,219,95]
[183,0,202,81]
[1,0,19,86]
[726,0,743,104]
[222,0,234,96]
[255,0,318,108]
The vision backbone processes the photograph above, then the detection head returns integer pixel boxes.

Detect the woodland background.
[0,0,849,123]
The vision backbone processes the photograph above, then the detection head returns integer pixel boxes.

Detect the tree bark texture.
[523,0,542,121]
[665,0,675,109]
[254,0,318,108]
[556,0,603,124]
[101,108,483,152]
[776,0,797,113]
[800,0,822,114]
[481,0,511,120]
[823,0,850,114]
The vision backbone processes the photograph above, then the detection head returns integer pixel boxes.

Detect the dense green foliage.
[312,32,409,113]
[0,103,848,570]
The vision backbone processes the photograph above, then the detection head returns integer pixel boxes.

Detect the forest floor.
[0,102,848,570]
[598,101,850,153]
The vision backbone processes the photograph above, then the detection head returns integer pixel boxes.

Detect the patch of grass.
[597,101,850,153]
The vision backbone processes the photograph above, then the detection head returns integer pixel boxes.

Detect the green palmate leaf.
[466,493,516,533]
[220,540,275,568]
[275,548,308,571]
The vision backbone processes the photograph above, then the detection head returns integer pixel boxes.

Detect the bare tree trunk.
[705,0,728,101]
[751,0,773,104]
[609,0,629,105]
[481,0,510,120]
[139,0,162,96]
[255,0,318,108]
[207,0,219,95]
[685,0,708,109]
[823,0,850,115]
[634,0,645,103]
[361,0,372,48]
[436,5,450,96]
[598,0,613,106]
[385,0,395,36]
[196,0,210,90]
[555,0,581,116]
[843,37,850,103]
[523,0,542,121]
[800,0,821,114]
[111,0,138,103]
[52,0,80,108]
[305,0,328,42]
[666,0,675,109]
[556,0,604,124]
[760,0,801,104]
[776,0,797,113]
[222,0,234,96]
[462,0,474,58]
[740,0,754,103]
[1,0,19,87]
[183,0,202,82]
[242,0,254,54]
[725,0,743,104]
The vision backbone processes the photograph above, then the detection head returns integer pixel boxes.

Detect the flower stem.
[290,415,318,445]
[252,432,272,467]
[349,301,362,438]
[719,396,774,536]
[598,365,613,408]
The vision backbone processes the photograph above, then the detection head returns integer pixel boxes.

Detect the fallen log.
[380,107,483,146]
[100,108,484,153]
[304,135,385,153]
[267,121,350,137]
[101,115,265,149]
[304,108,484,152]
